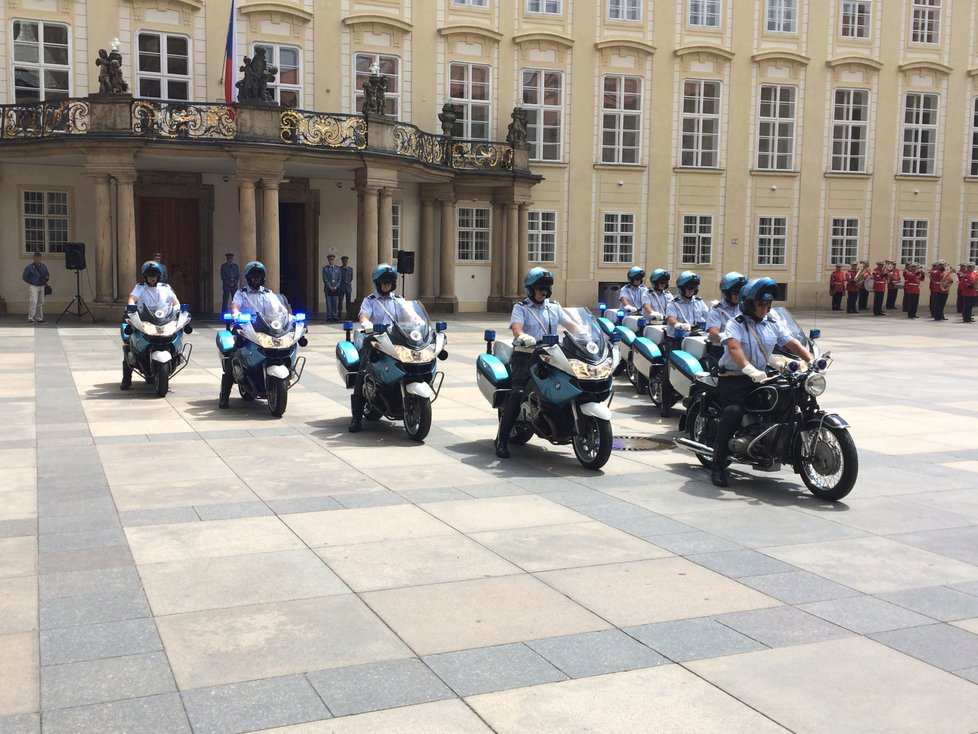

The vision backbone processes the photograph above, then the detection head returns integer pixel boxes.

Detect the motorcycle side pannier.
[335,341,360,388]
[476,353,510,408]
[215,329,236,356]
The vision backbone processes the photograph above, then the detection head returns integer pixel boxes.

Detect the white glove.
[625,305,638,314]
[648,311,663,322]
[675,322,692,332]
[514,333,537,347]
[742,364,768,383]
[361,320,373,332]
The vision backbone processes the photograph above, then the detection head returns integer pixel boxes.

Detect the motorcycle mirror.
[484,329,496,342]
[438,350,448,361]
[298,336,308,347]
[122,324,133,336]
[809,328,821,340]
[126,304,137,313]
[436,321,447,331]
[183,325,193,334]
[543,334,559,346]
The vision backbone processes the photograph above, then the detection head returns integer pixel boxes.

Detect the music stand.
[56,268,95,323]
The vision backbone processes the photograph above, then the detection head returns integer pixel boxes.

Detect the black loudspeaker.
[396,249,415,275]
[64,242,86,271]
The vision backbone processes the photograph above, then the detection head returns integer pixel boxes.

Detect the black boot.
[218,373,233,409]
[494,398,520,459]
[348,395,363,433]
[120,361,132,391]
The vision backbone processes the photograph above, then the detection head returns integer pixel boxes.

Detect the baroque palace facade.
[2,0,978,316]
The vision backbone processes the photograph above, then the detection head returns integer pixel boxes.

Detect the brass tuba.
[852,260,870,286]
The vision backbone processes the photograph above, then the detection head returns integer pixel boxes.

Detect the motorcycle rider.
[494,267,568,459]
[706,271,747,347]
[664,271,709,352]
[711,277,813,487]
[348,263,403,433]
[220,261,275,408]
[646,268,673,319]
[619,266,651,316]
[121,260,180,390]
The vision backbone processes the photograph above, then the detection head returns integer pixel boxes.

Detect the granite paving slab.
[40,651,176,710]
[798,595,936,634]
[713,605,853,648]
[870,623,978,672]
[625,617,768,661]
[246,699,492,733]
[0,632,38,716]
[181,675,330,734]
[877,585,978,621]
[306,658,454,716]
[39,692,191,734]
[423,643,566,697]
[525,629,668,678]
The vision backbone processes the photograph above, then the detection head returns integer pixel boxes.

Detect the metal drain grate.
[612,435,675,452]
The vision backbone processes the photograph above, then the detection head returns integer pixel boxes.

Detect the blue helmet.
[720,271,748,304]
[140,260,161,281]
[372,263,398,290]
[626,266,645,284]
[676,270,700,294]
[244,261,266,287]
[739,277,779,319]
[524,267,554,300]
[651,268,671,288]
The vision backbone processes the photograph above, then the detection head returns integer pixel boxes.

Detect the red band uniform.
[903,269,922,319]
[829,268,848,311]
[871,265,887,316]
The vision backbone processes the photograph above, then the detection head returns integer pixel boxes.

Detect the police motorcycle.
[477,307,619,470]
[121,298,193,398]
[674,307,858,501]
[336,300,448,442]
[216,278,308,418]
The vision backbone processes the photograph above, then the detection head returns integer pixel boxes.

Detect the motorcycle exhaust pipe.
[674,437,714,459]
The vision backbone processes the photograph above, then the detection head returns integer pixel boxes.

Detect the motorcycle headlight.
[804,373,827,397]
[393,345,436,363]
[569,358,614,379]
[254,332,295,349]
[151,321,178,337]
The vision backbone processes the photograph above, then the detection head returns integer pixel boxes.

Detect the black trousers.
[846,291,859,313]
[932,292,949,320]
[858,288,869,310]
[831,292,843,310]
[963,295,975,322]
[497,352,533,444]
[340,290,353,320]
[351,340,375,415]
[713,375,755,470]
[872,291,885,315]
[886,288,898,309]
[905,293,919,318]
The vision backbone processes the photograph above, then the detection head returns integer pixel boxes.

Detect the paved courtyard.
[2,306,978,733]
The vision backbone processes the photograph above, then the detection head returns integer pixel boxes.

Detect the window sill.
[673,166,725,174]
[894,174,939,181]
[532,160,569,168]
[750,169,799,177]
[593,163,647,171]
[824,171,872,178]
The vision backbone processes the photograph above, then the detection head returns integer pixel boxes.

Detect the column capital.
[113,171,138,185]
[259,177,282,190]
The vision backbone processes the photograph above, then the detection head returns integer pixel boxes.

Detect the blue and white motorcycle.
[477,307,618,470]
[216,293,308,417]
[335,300,448,442]
[121,301,193,398]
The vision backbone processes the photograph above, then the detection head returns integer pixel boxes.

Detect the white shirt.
[706,301,738,334]
[359,292,404,327]
[232,286,273,313]
[510,298,564,340]
[129,283,177,309]
[718,313,794,372]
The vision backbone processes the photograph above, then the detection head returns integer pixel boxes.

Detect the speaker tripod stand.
[56,269,95,323]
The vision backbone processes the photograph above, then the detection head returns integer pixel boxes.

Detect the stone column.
[505,202,520,299]
[517,203,530,283]
[358,185,380,297]
[260,179,281,292]
[439,196,456,301]
[90,173,113,302]
[419,197,435,300]
[115,172,137,301]
[490,202,505,299]
[238,177,258,266]
[378,188,393,266]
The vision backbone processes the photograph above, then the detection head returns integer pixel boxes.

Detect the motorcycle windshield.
[388,300,433,346]
[137,299,178,325]
[559,307,608,362]
[246,292,293,336]
[771,307,805,343]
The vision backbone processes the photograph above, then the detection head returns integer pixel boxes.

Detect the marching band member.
[960,263,977,323]
[956,263,967,314]
[845,262,861,314]
[929,261,951,321]
[903,264,923,319]
[886,262,901,310]
[829,264,848,311]
[871,261,887,316]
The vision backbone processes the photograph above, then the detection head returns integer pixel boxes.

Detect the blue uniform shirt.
[619,284,647,310]
[232,285,274,313]
[322,264,341,289]
[665,296,709,336]
[359,292,404,327]
[646,288,673,316]
[718,313,794,372]
[510,298,564,340]
[129,282,178,308]
[706,301,738,334]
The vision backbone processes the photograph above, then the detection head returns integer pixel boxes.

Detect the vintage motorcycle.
[336,300,447,442]
[121,300,193,398]
[674,309,858,501]
[216,293,308,417]
[477,307,618,470]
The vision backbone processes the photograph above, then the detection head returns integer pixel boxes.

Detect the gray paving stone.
[307,658,454,717]
[641,530,743,554]
[956,666,978,684]
[573,499,657,523]
[459,482,530,499]
[40,587,151,629]
[40,617,162,666]
[687,549,796,578]
[798,596,935,634]
[37,527,127,554]
[41,692,190,734]
[0,713,39,734]
[193,501,273,521]
[537,487,615,509]
[182,675,329,734]
[38,512,120,536]
[423,643,567,696]
[40,651,176,710]
[877,586,978,621]
[870,624,978,672]
[264,496,344,515]
[892,525,978,565]
[0,439,36,450]
[740,570,859,604]
[199,430,255,440]
[120,507,200,527]
[526,629,668,678]
[331,491,408,509]
[35,496,118,519]
[95,435,150,445]
[395,487,472,504]
[0,519,37,539]
[147,432,201,442]
[38,545,135,575]
[625,617,768,662]
[39,566,143,601]
[715,606,853,648]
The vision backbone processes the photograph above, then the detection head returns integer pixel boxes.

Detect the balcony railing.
[131,100,236,139]
[0,99,90,139]
[280,109,366,149]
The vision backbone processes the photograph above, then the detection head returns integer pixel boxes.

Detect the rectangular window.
[911,0,941,44]
[757,216,787,266]
[840,1,870,38]
[449,63,491,140]
[391,203,401,259]
[257,44,300,108]
[457,207,490,261]
[970,221,978,264]
[689,0,721,27]
[12,20,70,103]
[527,0,561,13]
[608,0,640,21]
[831,88,869,173]
[601,75,642,164]
[971,98,978,177]
[902,92,938,175]
[23,190,69,255]
[900,219,928,263]
[453,0,487,5]
[602,213,634,264]
[681,215,713,265]
[681,79,721,167]
[829,218,859,265]
[522,69,563,162]
[354,53,400,117]
[766,0,797,33]
[528,211,557,263]
[137,32,190,100]
[757,84,796,170]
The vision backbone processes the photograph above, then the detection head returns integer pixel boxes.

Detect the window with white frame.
[602,213,634,263]
[681,79,721,167]
[757,85,796,170]
[900,219,928,263]
[23,190,69,255]
[840,1,870,38]
[901,92,938,175]
[453,0,487,5]
[601,75,642,164]
[528,211,557,262]
[608,0,640,21]
[969,221,978,264]
[254,44,300,108]
[12,20,70,103]
[527,0,561,13]
[354,54,400,117]
[457,207,490,261]
[971,98,978,177]
[449,63,490,140]
[681,215,713,265]
[757,216,787,266]
[137,32,190,100]
[910,0,940,44]
[522,69,563,162]
[831,88,869,173]
[689,0,721,27]
[391,203,401,259]
[829,218,859,265]
[766,0,797,33]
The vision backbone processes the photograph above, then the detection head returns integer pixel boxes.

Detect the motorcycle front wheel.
[266,376,288,418]
[625,354,647,393]
[799,425,858,501]
[572,415,613,470]
[647,371,663,406]
[403,394,432,442]
[685,403,718,469]
[153,365,169,398]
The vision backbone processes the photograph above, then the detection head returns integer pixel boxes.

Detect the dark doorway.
[137,197,201,309]
[279,202,309,313]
